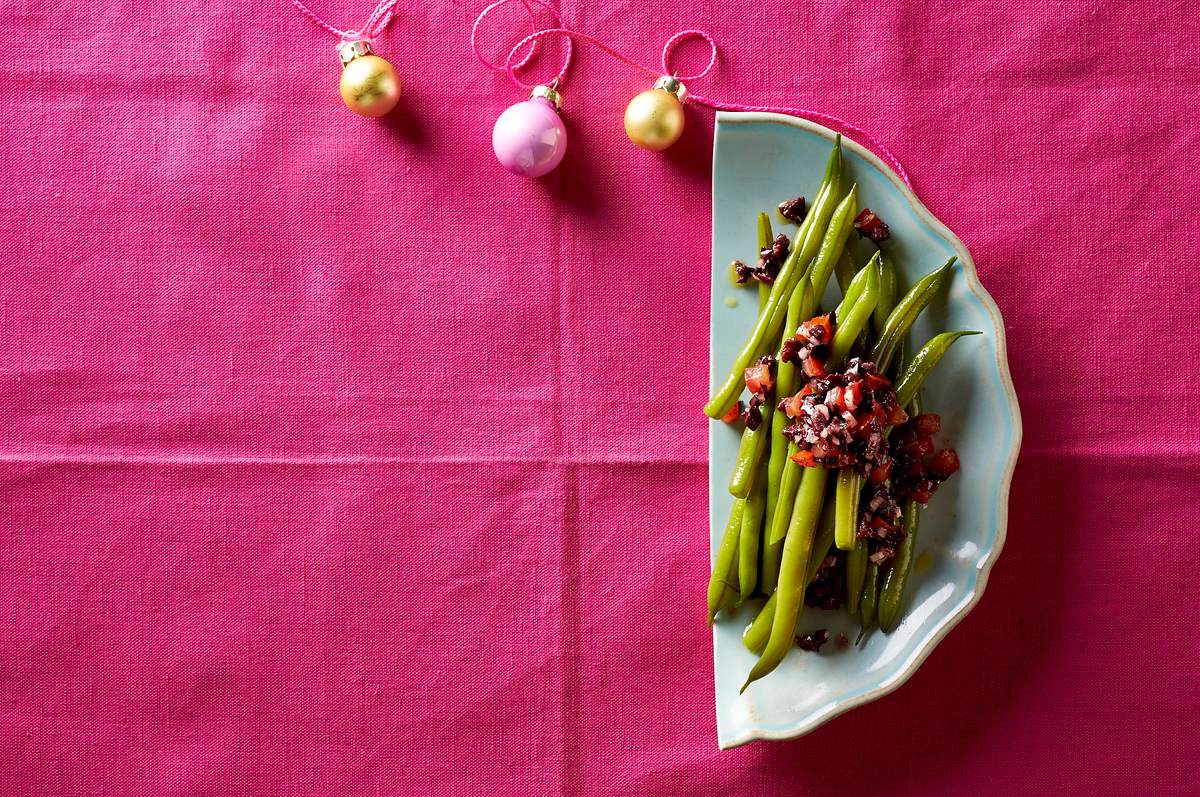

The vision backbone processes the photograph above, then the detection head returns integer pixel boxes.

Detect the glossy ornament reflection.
[492,85,568,178]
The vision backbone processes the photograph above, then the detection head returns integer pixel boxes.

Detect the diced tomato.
[887,405,910,426]
[854,405,885,437]
[863,373,891,392]
[798,383,816,397]
[909,489,933,504]
[780,337,801,364]
[834,383,866,413]
[799,313,833,343]
[870,515,899,531]
[744,363,774,394]
[914,413,941,436]
[780,394,804,418]
[790,450,821,467]
[801,357,826,378]
[927,448,960,478]
[854,208,891,243]
[720,402,742,424]
[843,381,863,412]
[868,460,892,484]
[902,437,934,458]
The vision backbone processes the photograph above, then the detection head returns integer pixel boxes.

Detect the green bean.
[724,541,740,615]
[757,213,773,307]
[758,281,772,311]
[786,466,829,550]
[860,560,880,629]
[894,331,981,408]
[834,468,862,551]
[836,254,897,559]
[766,258,877,548]
[835,249,858,294]
[727,217,794,500]
[760,535,783,597]
[728,404,772,498]
[849,330,960,609]
[878,498,921,632]
[828,254,881,367]
[704,140,844,419]
[846,545,867,615]
[738,466,767,603]
[757,191,855,536]
[877,391,923,633]
[741,467,827,691]
[765,441,803,546]
[739,273,777,590]
[870,257,956,374]
[872,254,897,335]
[743,251,882,687]
[833,255,872,322]
[806,499,837,585]
[745,501,834,654]
[742,592,775,654]
[728,263,821,501]
[806,184,859,302]
[706,499,744,624]
[762,279,816,592]
[763,279,820,506]
[789,146,848,277]
[841,258,901,615]
[710,193,833,418]
[757,211,773,251]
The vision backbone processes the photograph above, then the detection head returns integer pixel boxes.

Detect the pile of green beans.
[705,139,981,688]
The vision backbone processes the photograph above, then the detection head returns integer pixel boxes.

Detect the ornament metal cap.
[653,75,688,103]
[530,84,563,111]
[338,39,373,66]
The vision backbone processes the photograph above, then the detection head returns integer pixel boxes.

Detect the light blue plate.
[709,112,1021,748]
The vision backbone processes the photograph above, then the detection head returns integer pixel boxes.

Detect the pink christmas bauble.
[491,97,567,178]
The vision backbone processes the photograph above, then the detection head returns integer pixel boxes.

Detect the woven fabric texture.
[0,1,1196,794]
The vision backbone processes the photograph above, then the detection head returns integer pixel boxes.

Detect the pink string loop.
[661,30,717,81]
[291,0,398,43]
[499,28,648,89]
[471,0,573,85]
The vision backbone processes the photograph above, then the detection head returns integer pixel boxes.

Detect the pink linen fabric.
[1,1,1197,794]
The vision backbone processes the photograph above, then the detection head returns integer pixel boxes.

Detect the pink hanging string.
[470,2,911,187]
[471,0,574,85]
[291,0,399,43]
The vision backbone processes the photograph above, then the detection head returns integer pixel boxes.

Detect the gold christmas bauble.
[339,54,401,118]
[624,88,685,151]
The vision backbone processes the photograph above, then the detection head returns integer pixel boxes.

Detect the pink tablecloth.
[1,1,1196,794]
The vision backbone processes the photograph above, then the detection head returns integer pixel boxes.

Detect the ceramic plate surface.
[709,112,1021,748]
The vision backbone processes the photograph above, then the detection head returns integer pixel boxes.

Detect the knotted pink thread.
[471,2,911,187]
[291,0,399,43]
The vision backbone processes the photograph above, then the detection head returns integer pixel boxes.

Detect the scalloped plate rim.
[710,111,1023,748]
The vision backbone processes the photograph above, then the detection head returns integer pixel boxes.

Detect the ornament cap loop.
[653,75,688,103]
[338,39,373,66]
[530,84,563,111]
